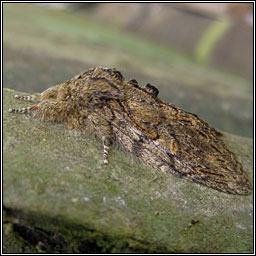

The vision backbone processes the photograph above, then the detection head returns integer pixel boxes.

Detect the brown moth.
[9,67,251,195]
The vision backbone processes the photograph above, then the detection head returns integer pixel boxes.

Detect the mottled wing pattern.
[107,80,251,195]
[155,105,250,195]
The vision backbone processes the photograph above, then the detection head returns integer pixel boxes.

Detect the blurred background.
[3,3,253,138]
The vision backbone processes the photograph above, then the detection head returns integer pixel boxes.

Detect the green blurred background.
[3,3,253,137]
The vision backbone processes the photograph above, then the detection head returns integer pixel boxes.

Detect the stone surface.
[3,88,253,253]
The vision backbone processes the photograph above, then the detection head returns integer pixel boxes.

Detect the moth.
[9,67,251,195]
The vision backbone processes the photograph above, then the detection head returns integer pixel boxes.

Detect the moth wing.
[154,104,251,194]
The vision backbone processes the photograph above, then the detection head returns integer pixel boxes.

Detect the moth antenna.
[14,93,41,101]
[14,95,32,101]
[9,105,39,113]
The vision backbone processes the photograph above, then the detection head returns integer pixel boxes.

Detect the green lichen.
[3,88,253,253]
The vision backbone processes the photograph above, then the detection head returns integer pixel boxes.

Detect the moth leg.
[87,113,113,165]
[102,136,111,165]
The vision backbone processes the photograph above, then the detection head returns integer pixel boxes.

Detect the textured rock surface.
[3,88,253,253]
